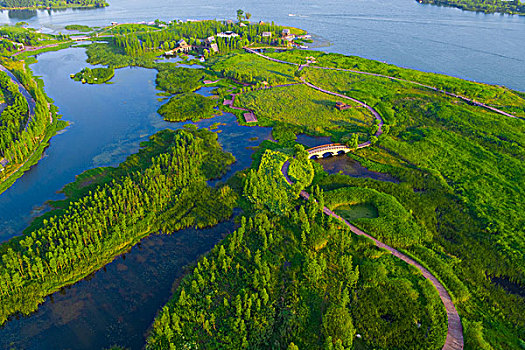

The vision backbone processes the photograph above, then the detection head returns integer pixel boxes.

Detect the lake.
[0,0,523,348]
[0,47,272,239]
[0,0,523,91]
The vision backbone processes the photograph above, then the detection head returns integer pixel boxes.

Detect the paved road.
[0,64,36,131]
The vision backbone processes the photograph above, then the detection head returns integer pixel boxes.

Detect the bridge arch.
[306,143,352,159]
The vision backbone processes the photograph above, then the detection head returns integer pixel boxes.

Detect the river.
[0,0,523,348]
[0,47,271,238]
[0,220,237,350]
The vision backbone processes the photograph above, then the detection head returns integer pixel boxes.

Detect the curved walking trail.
[282,159,463,350]
[0,64,54,192]
[245,47,520,120]
[249,46,464,349]
[0,64,36,118]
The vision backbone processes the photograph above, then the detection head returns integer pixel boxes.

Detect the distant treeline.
[114,20,288,57]
[418,0,525,14]
[0,0,107,9]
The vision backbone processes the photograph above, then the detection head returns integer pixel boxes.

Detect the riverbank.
[0,127,237,325]
[417,0,525,15]
[0,61,65,195]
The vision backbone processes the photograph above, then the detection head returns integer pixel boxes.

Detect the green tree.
[323,305,355,348]
[236,9,244,22]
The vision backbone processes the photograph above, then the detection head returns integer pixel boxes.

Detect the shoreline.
[0,4,107,11]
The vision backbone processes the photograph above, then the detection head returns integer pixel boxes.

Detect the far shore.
[0,4,107,11]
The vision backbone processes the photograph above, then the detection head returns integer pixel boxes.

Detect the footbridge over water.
[307,143,370,159]
[307,143,351,159]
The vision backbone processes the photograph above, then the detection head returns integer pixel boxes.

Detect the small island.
[417,0,525,15]
[64,24,92,32]
[71,67,114,84]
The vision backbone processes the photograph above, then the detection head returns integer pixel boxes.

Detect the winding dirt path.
[281,161,463,350]
[249,46,464,348]
[245,47,520,120]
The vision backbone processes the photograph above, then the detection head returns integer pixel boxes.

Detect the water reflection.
[0,220,236,350]
[316,155,399,183]
[7,9,37,20]
[0,47,271,240]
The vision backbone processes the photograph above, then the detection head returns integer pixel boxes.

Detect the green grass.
[155,64,216,94]
[158,92,218,122]
[325,187,426,247]
[267,50,525,118]
[208,51,298,85]
[0,118,67,195]
[234,84,374,137]
[335,203,379,221]
[85,41,159,68]
[65,24,92,32]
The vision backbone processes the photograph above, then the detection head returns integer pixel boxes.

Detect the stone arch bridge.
[306,143,369,159]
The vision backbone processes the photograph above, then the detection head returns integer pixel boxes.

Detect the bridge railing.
[306,143,347,153]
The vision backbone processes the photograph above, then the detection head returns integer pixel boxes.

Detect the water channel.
[0,47,271,239]
[0,0,523,348]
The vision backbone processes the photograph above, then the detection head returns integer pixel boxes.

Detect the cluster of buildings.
[164,36,219,56]
[159,19,311,57]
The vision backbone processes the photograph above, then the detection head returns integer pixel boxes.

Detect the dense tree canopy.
[418,0,525,14]
[147,147,447,349]
[0,126,236,325]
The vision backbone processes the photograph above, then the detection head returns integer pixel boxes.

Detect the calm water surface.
[0,47,271,239]
[0,0,523,348]
[0,0,523,91]
[0,220,236,350]
[296,134,399,182]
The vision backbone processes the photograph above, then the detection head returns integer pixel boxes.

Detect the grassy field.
[289,60,525,347]
[266,50,525,119]
[234,84,374,137]
[208,51,298,85]
[303,67,525,268]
